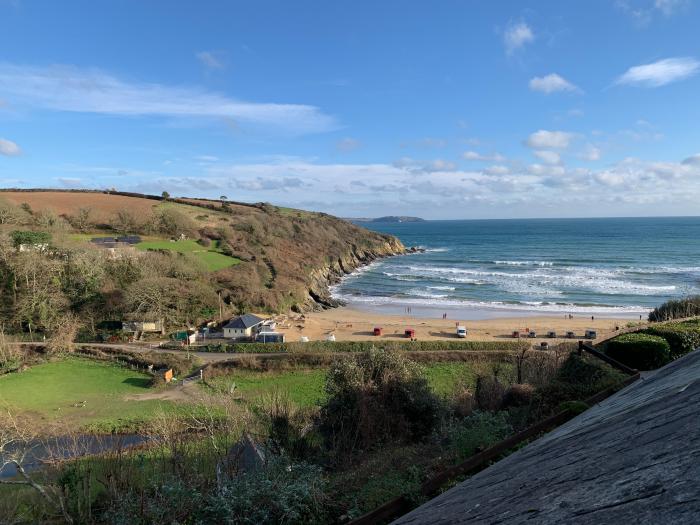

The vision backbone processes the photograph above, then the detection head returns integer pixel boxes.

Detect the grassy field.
[204,361,495,407]
[0,358,176,431]
[135,239,241,271]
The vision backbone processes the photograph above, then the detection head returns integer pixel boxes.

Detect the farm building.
[223,314,265,340]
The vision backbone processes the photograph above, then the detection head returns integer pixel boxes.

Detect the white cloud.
[58,177,83,188]
[196,51,225,70]
[580,145,601,161]
[616,0,689,25]
[336,137,361,152]
[99,152,700,217]
[462,150,506,162]
[615,57,700,87]
[483,165,511,175]
[526,130,574,149]
[654,0,689,16]
[503,21,534,54]
[682,154,700,166]
[0,137,21,156]
[529,73,581,94]
[393,157,457,172]
[0,63,336,134]
[533,150,561,164]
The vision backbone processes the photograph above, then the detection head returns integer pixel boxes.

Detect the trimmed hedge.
[185,339,531,354]
[605,333,670,370]
[641,319,700,360]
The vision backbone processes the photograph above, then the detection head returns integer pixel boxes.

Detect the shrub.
[319,350,442,456]
[10,230,51,248]
[501,383,534,409]
[605,333,670,370]
[642,321,700,360]
[199,458,327,524]
[442,411,513,462]
[648,296,700,322]
[474,375,506,411]
[526,354,626,423]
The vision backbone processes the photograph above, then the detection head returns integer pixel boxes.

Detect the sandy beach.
[277,306,643,344]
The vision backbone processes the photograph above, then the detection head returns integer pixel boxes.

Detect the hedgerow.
[605,333,670,370]
[189,339,531,354]
[641,319,700,360]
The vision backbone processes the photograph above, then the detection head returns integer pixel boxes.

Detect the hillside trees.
[124,276,218,330]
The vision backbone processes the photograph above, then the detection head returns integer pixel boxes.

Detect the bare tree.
[0,411,73,523]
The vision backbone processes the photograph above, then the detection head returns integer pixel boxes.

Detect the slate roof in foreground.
[395,349,700,525]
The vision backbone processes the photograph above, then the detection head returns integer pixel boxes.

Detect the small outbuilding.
[405,328,416,339]
[547,331,557,338]
[373,327,383,336]
[585,329,598,339]
[566,331,576,339]
[255,332,285,343]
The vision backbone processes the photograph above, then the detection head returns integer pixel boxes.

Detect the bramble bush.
[319,350,443,457]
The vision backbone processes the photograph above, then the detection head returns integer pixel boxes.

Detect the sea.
[332,217,700,320]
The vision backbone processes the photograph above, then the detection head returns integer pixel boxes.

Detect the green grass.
[135,239,241,271]
[206,369,327,407]
[0,357,175,431]
[204,362,495,407]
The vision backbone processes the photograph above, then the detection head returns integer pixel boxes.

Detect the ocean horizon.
[333,216,700,320]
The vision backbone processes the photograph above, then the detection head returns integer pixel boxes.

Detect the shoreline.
[278,305,642,343]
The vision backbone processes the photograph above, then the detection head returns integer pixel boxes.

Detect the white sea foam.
[493,260,554,267]
[332,291,650,315]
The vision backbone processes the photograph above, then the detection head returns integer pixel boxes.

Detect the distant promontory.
[349,216,426,223]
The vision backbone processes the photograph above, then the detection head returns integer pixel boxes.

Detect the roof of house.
[396,348,700,524]
[224,313,265,330]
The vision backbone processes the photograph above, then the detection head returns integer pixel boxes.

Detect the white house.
[223,314,265,340]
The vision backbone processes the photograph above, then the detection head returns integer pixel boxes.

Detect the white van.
[456,326,467,338]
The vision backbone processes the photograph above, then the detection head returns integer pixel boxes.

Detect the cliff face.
[210,206,406,313]
[305,236,405,309]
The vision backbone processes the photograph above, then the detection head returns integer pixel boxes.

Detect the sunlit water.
[333,217,700,320]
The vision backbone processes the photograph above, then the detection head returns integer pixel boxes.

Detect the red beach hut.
[405,328,415,339]
[373,327,383,336]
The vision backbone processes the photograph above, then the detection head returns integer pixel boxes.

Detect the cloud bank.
[0,63,337,134]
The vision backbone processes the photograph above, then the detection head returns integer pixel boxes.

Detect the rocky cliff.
[305,236,405,309]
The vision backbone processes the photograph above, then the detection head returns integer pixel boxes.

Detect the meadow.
[0,357,176,432]
[202,361,502,406]
[135,238,241,271]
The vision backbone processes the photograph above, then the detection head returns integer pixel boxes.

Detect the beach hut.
[512,330,520,338]
[566,331,576,339]
[373,327,383,336]
[585,329,597,339]
[326,333,336,342]
[528,331,537,338]
[405,328,415,339]
[540,342,549,350]
[547,331,557,338]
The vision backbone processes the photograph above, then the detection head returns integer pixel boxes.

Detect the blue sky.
[1,0,699,218]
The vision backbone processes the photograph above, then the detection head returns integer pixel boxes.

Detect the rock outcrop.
[305,236,405,310]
